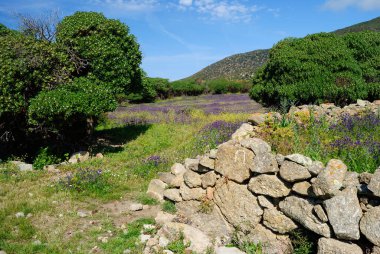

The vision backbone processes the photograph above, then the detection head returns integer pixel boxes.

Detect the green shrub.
[56,11,143,95]
[170,80,205,96]
[28,77,117,140]
[32,147,60,170]
[250,32,380,106]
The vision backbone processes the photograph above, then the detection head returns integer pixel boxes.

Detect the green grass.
[162,200,177,214]
[0,108,249,254]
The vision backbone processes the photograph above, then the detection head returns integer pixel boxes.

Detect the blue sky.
[0,0,379,80]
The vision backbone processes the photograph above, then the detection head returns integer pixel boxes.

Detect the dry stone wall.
[146,100,380,254]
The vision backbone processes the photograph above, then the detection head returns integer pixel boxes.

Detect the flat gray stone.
[313,205,328,223]
[180,184,205,201]
[312,159,347,197]
[199,156,215,170]
[317,237,363,254]
[343,172,360,189]
[155,211,175,226]
[250,152,279,173]
[359,172,373,184]
[276,154,285,166]
[323,188,362,240]
[129,203,143,211]
[184,158,200,172]
[215,143,254,183]
[280,160,311,182]
[257,195,275,209]
[292,181,314,196]
[201,171,218,188]
[147,179,168,202]
[214,179,263,232]
[240,137,271,155]
[159,222,212,253]
[163,189,182,202]
[248,174,291,198]
[308,161,324,176]
[279,196,331,237]
[368,168,380,197]
[360,205,380,246]
[237,224,293,254]
[158,172,176,185]
[183,170,202,188]
[263,208,298,234]
[285,153,313,166]
[171,163,186,176]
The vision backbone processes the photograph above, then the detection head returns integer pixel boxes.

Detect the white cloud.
[91,0,158,12]
[179,0,261,22]
[323,0,380,10]
[179,0,193,7]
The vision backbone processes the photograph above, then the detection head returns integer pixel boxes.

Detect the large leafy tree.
[56,11,143,95]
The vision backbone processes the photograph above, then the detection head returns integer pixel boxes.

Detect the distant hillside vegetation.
[185,49,269,81]
[334,16,380,35]
[183,16,379,82]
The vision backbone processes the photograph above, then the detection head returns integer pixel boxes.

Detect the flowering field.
[109,93,265,124]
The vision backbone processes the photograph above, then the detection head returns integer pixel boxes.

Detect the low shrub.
[250,31,380,107]
[32,147,60,170]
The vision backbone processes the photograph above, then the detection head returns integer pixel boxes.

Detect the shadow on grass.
[93,124,151,154]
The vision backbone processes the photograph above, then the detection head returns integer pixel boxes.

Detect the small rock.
[155,211,175,226]
[162,251,174,254]
[44,165,60,173]
[307,161,324,176]
[199,156,215,170]
[359,172,373,184]
[250,152,279,173]
[26,213,32,218]
[201,171,218,188]
[280,160,311,182]
[123,250,131,254]
[180,184,205,201]
[292,181,314,196]
[68,151,90,164]
[313,205,328,223]
[343,171,360,189]
[317,237,363,254]
[357,99,369,107]
[209,149,218,159]
[164,189,182,202]
[13,161,33,171]
[147,179,168,202]
[360,205,380,246]
[140,234,151,243]
[32,240,42,245]
[77,211,87,218]
[257,195,275,209]
[0,251,7,254]
[215,246,246,254]
[276,154,285,166]
[214,180,263,232]
[248,112,267,126]
[184,170,202,188]
[285,154,313,166]
[263,208,298,234]
[143,224,155,230]
[312,159,347,197]
[171,163,186,176]
[95,153,104,159]
[248,174,291,198]
[15,212,25,218]
[279,196,331,237]
[231,123,254,141]
[158,172,176,185]
[214,142,254,183]
[159,236,170,247]
[129,203,143,211]
[368,167,380,197]
[323,188,362,240]
[184,158,200,172]
[90,246,101,253]
[240,137,271,155]
[97,236,108,243]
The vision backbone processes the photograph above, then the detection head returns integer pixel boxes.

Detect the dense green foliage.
[56,11,143,95]
[250,32,380,106]
[0,12,142,160]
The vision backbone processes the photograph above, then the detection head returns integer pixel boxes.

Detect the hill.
[183,16,379,82]
[334,16,380,35]
[185,49,269,81]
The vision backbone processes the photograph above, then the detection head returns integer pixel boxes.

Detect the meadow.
[1,92,380,254]
[0,94,265,254]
